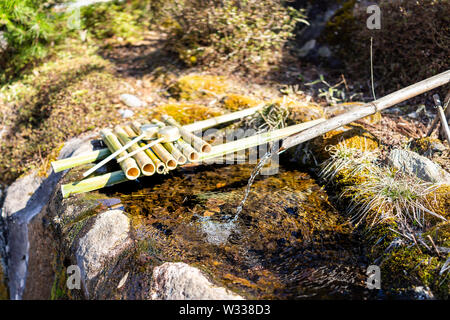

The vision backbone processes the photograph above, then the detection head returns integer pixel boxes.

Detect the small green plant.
[165,0,308,70]
[81,1,148,41]
[0,0,62,82]
[342,166,444,227]
[319,140,379,181]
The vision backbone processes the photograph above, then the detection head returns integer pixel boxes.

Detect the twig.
[427,235,441,257]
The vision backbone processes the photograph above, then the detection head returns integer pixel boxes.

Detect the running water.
[233,144,277,221]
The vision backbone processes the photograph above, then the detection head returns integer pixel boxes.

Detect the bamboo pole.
[124,124,167,174]
[176,138,200,161]
[181,104,264,132]
[100,129,140,180]
[197,118,326,161]
[51,148,111,173]
[162,115,212,153]
[281,70,450,151]
[114,126,156,176]
[61,171,127,198]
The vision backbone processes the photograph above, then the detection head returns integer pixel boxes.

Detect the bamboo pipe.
[114,126,156,176]
[100,129,140,180]
[61,171,127,198]
[123,124,167,174]
[130,121,178,170]
[161,115,212,153]
[281,70,450,151]
[51,148,111,173]
[176,138,200,162]
[197,118,326,161]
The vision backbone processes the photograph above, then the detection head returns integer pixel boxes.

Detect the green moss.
[381,246,449,299]
[154,102,223,125]
[0,40,125,184]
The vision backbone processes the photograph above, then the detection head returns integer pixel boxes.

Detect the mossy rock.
[380,246,449,299]
[311,126,380,163]
[168,75,229,100]
[426,185,450,222]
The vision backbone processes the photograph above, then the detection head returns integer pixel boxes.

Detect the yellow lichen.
[154,103,223,125]
[169,75,229,100]
[427,185,450,221]
[223,94,261,111]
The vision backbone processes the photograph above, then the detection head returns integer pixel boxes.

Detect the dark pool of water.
[104,162,373,299]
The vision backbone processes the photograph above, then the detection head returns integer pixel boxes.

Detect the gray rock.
[120,94,144,108]
[76,209,131,282]
[150,262,243,300]
[388,149,450,184]
[118,109,134,118]
[297,39,316,58]
[1,134,97,299]
[0,31,7,53]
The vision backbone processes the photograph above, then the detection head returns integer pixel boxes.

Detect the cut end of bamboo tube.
[156,163,166,174]
[167,159,177,169]
[201,144,212,153]
[125,167,140,180]
[142,163,156,176]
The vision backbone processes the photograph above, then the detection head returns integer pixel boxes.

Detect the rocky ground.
[0,1,449,300]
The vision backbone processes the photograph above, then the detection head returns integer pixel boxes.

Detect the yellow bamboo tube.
[129,121,176,171]
[161,115,212,153]
[114,126,156,176]
[100,129,140,180]
[151,143,177,170]
[163,142,187,165]
[176,138,199,162]
[123,124,167,174]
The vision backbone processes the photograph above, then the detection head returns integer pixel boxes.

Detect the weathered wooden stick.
[281,70,450,151]
[434,95,450,145]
